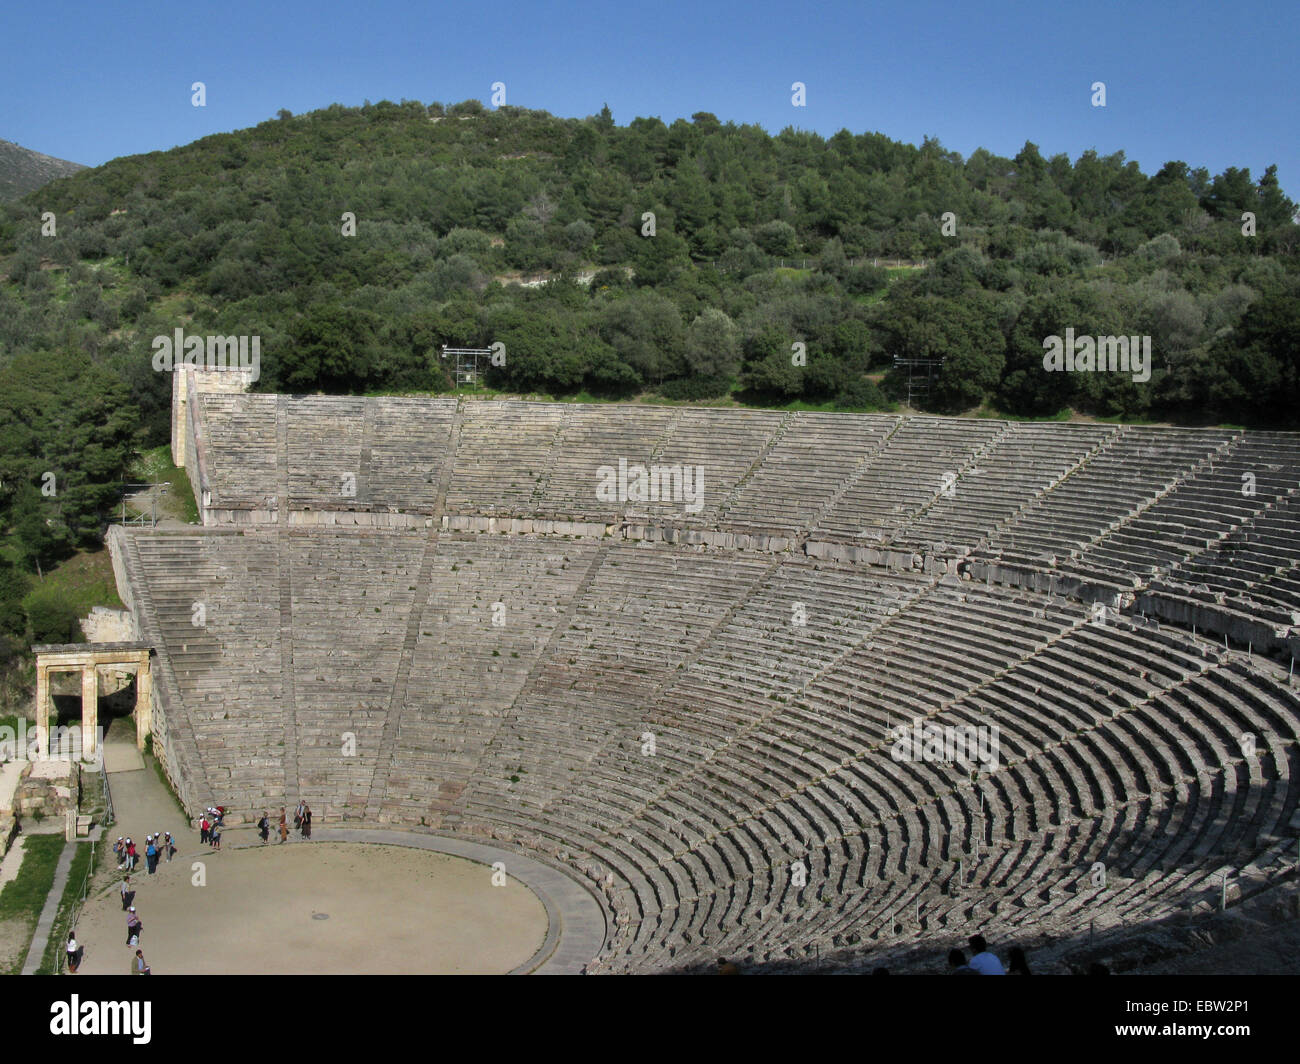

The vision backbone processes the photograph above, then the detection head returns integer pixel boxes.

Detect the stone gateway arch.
[30,642,153,760]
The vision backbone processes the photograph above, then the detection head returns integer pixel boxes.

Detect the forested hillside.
[0,98,1297,667]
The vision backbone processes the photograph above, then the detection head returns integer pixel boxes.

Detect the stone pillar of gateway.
[29,642,155,758]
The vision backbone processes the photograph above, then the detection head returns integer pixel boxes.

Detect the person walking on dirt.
[126,908,142,946]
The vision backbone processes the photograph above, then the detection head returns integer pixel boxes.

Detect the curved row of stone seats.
[596,773,1065,969]
[638,584,1088,836]
[611,804,1184,970]
[977,427,1238,564]
[118,515,1300,971]
[626,407,786,525]
[1157,492,1300,615]
[723,669,1290,971]
[129,530,286,806]
[284,397,368,507]
[197,393,279,507]
[1067,431,1300,582]
[814,417,1009,542]
[193,394,1294,558]
[891,422,1116,548]
[285,529,427,816]
[791,584,1085,735]
[364,397,457,511]
[376,535,600,826]
[550,566,934,839]
[461,544,774,819]
[535,404,680,518]
[550,577,1063,841]
[1152,685,1288,860]
[826,646,1294,949]
[952,632,1216,828]
[646,564,929,735]
[718,412,898,536]
[578,622,1296,970]
[799,799,1111,959]
[798,800,1111,962]
[599,673,1293,972]
[444,400,566,514]
[556,591,1092,959]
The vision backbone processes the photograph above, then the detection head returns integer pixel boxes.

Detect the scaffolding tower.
[893,355,945,409]
[440,345,494,387]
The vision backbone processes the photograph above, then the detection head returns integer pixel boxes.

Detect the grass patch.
[776,397,897,415]
[130,445,200,523]
[0,834,65,975]
[28,549,123,616]
[969,405,1074,423]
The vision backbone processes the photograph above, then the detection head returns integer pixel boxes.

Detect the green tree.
[683,307,741,382]
[279,304,380,392]
[24,587,83,645]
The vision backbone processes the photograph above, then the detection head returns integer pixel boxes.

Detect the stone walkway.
[0,835,26,892]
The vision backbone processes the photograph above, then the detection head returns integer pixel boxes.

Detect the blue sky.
[4,0,1297,195]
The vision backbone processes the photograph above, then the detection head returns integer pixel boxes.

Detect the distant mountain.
[0,138,85,201]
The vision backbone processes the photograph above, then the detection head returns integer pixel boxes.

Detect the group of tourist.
[113,831,175,874]
[67,798,316,974]
[69,812,200,974]
[199,806,225,849]
[252,802,313,844]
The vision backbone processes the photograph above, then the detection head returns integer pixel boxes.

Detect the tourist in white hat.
[126,907,142,946]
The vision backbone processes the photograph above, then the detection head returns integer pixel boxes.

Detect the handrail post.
[100,756,114,828]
